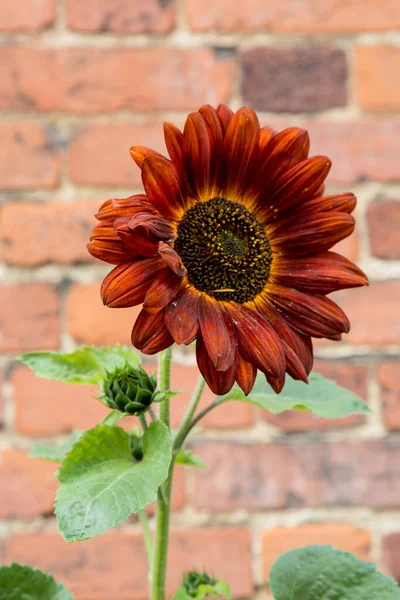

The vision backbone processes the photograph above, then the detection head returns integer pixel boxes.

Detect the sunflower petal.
[196,334,237,395]
[259,125,276,151]
[271,252,368,293]
[143,271,183,313]
[165,285,200,344]
[266,284,350,339]
[302,192,357,215]
[223,107,260,198]
[96,195,156,223]
[229,303,285,378]
[199,104,224,190]
[158,241,187,276]
[271,212,355,256]
[183,112,212,198]
[131,309,173,355]
[256,127,310,186]
[216,104,234,133]
[101,257,165,308]
[236,353,257,395]
[130,147,164,169]
[164,122,183,168]
[266,374,286,394]
[198,295,236,371]
[142,155,185,221]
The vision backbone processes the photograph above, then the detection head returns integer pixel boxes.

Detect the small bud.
[183,571,217,598]
[129,429,144,461]
[102,364,156,416]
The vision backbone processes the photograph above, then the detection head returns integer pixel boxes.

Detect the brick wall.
[0,1,400,598]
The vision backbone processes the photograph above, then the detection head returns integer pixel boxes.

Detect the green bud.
[183,571,217,598]
[102,364,156,416]
[129,429,144,462]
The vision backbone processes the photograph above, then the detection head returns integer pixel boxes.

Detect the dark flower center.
[174,197,272,303]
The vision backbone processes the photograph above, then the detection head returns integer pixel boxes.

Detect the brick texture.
[6,528,252,599]
[367,198,400,259]
[0,0,56,32]
[0,47,234,114]
[0,450,57,518]
[69,123,165,187]
[193,441,400,510]
[263,524,371,577]
[379,362,400,431]
[66,0,175,33]
[186,0,400,33]
[0,201,98,266]
[0,284,60,352]
[0,123,60,190]
[356,46,400,112]
[264,360,368,432]
[383,533,400,582]
[242,47,347,113]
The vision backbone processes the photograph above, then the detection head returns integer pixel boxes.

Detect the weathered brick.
[0,47,234,114]
[263,524,371,577]
[331,281,400,346]
[242,47,347,113]
[0,284,60,352]
[356,46,400,112]
[367,199,400,259]
[69,123,165,187]
[66,0,175,33]
[0,450,57,518]
[0,123,60,190]
[6,528,252,599]
[186,0,400,33]
[383,533,400,582]
[170,364,255,430]
[378,362,400,431]
[264,361,368,432]
[0,0,56,32]
[193,440,400,510]
[0,201,98,266]
[66,283,141,346]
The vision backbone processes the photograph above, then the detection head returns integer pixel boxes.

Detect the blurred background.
[0,0,400,598]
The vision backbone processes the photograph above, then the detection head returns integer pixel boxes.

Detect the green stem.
[173,376,206,452]
[139,414,148,431]
[151,347,173,600]
[139,509,153,584]
[101,410,125,426]
[185,398,225,438]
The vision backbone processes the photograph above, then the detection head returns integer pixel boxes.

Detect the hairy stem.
[139,509,153,582]
[173,376,206,452]
[151,347,173,600]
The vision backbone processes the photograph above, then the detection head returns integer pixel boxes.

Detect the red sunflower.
[88,104,367,396]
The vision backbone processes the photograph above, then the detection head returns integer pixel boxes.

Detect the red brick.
[6,528,252,599]
[333,232,359,263]
[242,47,347,113]
[263,524,371,578]
[0,123,60,190]
[0,47,234,114]
[378,362,400,431]
[169,364,255,430]
[66,0,175,33]
[0,284,60,352]
[0,368,4,425]
[0,0,55,31]
[331,281,400,346]
[264,361,368,432]
[66,283,142,346]
[0,450,57,518]
[0,201,98,266]
[186,0,400,32]
[356,46,400,112]
[383,533,400,582]
[367,199,400,259]
[69,123,165,187]
[193,440,400,510]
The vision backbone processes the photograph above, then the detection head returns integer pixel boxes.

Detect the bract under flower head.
[88,105,368,396]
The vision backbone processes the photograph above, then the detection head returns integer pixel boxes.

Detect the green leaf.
[19,345,140,385]
[172,578,231,600]
[0,563,73,600]
[30,430,82,462]
[55,422,172,542]
[176,449,207,469]
[269,545,400,600]
[219,371,371,419]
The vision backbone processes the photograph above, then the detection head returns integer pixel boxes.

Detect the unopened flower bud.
[183,571,217,598]
[102,365,156,416]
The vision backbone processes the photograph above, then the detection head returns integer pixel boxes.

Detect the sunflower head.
[88,104,367,396]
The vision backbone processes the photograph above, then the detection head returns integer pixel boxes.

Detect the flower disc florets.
[102,365,156,415]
